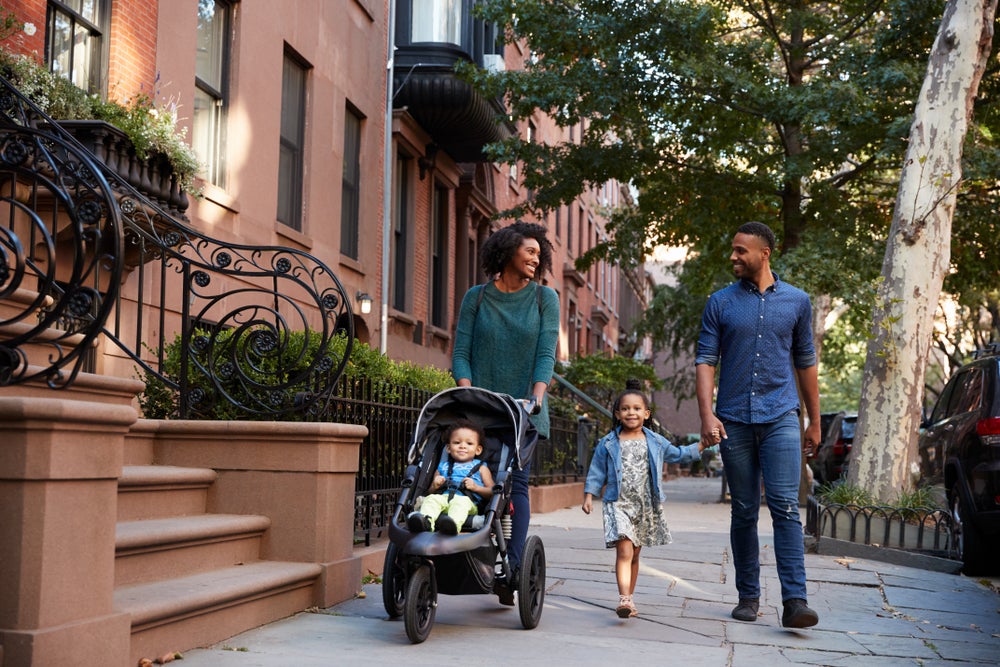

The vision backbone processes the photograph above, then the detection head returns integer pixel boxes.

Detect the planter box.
[809,497,953,553]
[55,120,190,218]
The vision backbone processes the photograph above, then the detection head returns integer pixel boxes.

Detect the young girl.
[582,382,711,618]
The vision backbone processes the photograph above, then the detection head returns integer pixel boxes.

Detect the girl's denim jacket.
[584,426,700,503]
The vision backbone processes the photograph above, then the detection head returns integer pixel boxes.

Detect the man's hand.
[803,421,822,458]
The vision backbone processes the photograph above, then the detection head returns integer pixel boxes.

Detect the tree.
[469,0,1000,401]
[554,352,662,415]
[848,0,997,501]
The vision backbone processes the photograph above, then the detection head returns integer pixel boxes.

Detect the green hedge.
[138,329,455,420]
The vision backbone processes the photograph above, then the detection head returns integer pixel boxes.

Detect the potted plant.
[0,11,201,203]
[810,482,952,553]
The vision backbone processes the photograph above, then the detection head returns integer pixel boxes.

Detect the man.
[695,221,821,629]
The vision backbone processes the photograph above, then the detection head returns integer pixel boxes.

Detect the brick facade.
[0,0,638,377]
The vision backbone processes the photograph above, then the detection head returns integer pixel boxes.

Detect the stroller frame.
[382,386,547,643]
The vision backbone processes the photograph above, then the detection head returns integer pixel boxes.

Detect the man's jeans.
[720,411,808,602]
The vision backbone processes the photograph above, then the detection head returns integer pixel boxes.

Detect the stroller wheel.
[517,535,546,629]
[404,564,436,643]
[381,541,405,618]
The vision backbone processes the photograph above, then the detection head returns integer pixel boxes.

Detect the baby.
[407,419,495,535]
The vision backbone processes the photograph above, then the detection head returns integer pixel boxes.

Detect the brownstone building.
[2,0,639,373]
[0,1,645,664]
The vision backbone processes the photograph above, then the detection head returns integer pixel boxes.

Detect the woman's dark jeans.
[508,465,530,570]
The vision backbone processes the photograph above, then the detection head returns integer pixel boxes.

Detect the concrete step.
[116,513,271,586]
[118,465,217,521]
[115,561,322,665]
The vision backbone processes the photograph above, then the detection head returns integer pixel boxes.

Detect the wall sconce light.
[418,143,438,180]
[356,291,373,315]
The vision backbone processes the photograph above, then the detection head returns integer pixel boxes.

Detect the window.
[568,301,579,357]
[277,49,308,230]
[411,0,461,45]
[952,369,984,415]
[526,121,536,201]
[193,0,231,187]
[430,184,448,328]
[391,155,411,311]
[46,0,106,93]
[566,205,574,256]
[341,106,362,258]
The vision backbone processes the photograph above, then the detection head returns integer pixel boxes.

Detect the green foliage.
[815,481,876,507]
[138,330,454,420]
[470,0,1000,403]
[555,352,662,415]
[0,45,202,194]
[0,7,21,40]
[90,90,202,191]
[817,480,944,511]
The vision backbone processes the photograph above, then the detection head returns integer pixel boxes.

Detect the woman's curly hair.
[479,221,554,280]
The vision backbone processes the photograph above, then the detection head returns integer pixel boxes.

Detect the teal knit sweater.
[452,282,560,437]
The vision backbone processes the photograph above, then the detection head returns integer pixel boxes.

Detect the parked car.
[808,412,843,485]
[813,412,857,485]
[917,343,1000,575]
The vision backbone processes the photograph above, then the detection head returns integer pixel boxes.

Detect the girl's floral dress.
[602,436,672,548]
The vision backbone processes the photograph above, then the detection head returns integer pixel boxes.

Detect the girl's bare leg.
[615,539,636,595]
[629,545,642,596]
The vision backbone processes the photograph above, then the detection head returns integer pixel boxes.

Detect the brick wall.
[108,0,158,100]
[1,0,158,101]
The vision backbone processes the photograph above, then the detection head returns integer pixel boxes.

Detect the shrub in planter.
[812,482,950,552]
[138,329,455,420]
[0,45,202,194]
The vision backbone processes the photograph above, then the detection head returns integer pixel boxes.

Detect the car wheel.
[381,541,405,618]
[404,563,436,644]
[951,491,990,575]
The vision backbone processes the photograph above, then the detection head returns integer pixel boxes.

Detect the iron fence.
[806,496,954,556]
[329,377,432,546]
[530,413,597,485]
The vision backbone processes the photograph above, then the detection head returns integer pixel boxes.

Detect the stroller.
[382,386,546,643]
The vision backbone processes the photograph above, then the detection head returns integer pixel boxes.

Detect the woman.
[452,221,559,582]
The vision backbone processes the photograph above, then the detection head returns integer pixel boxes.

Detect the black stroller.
[382,386,546,643]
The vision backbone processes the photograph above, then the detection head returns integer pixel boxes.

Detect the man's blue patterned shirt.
[695,273,816,424]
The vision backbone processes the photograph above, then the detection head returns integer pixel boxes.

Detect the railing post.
[576,416,594,477]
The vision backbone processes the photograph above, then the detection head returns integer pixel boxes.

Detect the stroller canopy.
[408,386,539,470]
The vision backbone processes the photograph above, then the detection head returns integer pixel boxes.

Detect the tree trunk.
[848,0,996,502]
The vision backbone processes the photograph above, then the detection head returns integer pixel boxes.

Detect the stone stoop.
[0,288,97,369]
[114,465,323,665]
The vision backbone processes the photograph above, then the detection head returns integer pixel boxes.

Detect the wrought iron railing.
[337,377,433,546]
[530,413,595,485]
[0,74,353,418]
[806,496,954,556]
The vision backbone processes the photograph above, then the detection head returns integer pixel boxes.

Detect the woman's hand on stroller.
[518,397,541,415]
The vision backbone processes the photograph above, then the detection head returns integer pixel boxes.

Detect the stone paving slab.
[176,477,999,667]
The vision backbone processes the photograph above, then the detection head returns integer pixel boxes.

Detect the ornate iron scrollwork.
[0,73,354,419]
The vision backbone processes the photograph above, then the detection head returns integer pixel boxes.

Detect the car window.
[841,418,856,439]
[942,368,983,418]
[930,377,958,424]
[954,368,984,414]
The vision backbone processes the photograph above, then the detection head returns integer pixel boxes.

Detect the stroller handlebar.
[518,397,541,415]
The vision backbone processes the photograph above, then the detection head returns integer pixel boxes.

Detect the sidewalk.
[177,477,999,666]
